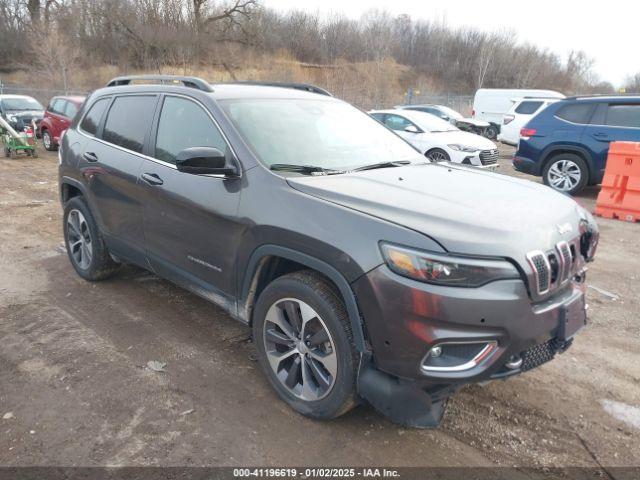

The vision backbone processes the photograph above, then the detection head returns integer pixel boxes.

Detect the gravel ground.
[0,144,638,469]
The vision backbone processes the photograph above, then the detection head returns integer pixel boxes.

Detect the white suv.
[498,98,561,146]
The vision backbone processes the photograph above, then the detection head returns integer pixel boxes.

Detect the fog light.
[421,341,498,373]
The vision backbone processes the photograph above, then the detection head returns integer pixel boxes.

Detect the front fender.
[239,243,368,352]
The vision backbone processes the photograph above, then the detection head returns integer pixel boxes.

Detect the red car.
[39,95,85,151]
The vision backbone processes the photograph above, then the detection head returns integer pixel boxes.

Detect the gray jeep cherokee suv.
[58,75,599,427]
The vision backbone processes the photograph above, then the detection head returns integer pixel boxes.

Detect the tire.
[42,130,57,151]
[485,124,499,139]
[252,270,358,420]
[63,196,120,281]
[425,148,450,162]
[543,153,589,195]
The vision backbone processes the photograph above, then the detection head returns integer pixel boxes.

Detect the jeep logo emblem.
[557,223,572,235]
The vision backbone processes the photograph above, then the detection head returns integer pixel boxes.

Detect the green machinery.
[0,116,38,158]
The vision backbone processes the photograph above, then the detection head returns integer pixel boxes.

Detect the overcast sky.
[265,0,637,87]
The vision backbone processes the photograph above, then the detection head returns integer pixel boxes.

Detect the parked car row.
[369,109,499,167]
[0,93,86,152]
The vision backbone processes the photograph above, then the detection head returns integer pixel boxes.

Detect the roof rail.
[228,81,332,96]
[565,93,640,100]
[106,75,213,92]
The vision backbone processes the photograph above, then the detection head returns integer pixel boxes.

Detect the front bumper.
[451,148,499,169]
[352,264,586,384]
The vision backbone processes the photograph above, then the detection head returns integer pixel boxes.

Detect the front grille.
[521,339,561,371]
[479,149,499,165]
[527,240,577,296]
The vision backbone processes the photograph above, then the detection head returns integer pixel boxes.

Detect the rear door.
[79,94,158,265]
[140,94,244,301]
[582,101,640,180]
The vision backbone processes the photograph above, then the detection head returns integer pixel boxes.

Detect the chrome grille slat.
[526,250,551,294]
[556,241,572,283]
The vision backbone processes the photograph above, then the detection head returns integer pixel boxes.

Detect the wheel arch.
[59,176,106,230]
[541,145,594,181]
[240,245,368,353]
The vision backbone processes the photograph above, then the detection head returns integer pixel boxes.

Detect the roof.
[51,95,86,103]
[0,94,36,100]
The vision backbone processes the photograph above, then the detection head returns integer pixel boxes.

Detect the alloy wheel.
[43,132,51,150]
[67,209,93,269]
[263,298,337,401]
[547,159,582,191]
[428,150,448,162]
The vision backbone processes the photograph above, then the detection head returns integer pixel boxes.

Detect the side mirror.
[175,147,239,176]
[404,125,421,134]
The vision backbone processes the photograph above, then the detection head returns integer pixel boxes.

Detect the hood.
[457,117,490,128]
[287,163,584,261]
[430,130,496,150]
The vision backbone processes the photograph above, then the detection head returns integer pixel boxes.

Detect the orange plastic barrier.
[595,141,640,222]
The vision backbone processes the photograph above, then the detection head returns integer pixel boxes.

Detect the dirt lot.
[0,144,638,469]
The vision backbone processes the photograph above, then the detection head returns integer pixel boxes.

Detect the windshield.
[438,106,463,120]
[408,112,459,133]
[220,98,423,171]
[1,97,43,111]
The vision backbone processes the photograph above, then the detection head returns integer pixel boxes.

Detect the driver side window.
[384,114,413,131]
[155,96,228,165]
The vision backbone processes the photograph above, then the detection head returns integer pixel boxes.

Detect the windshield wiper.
[270,164,344,175]
[352,160,411,172]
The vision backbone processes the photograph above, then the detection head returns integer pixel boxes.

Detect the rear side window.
[63,102,78,119]
[555,103,593,124]
[154,96,227,165]
[103,96,157,153]
[79,98,109,136]
[50,99,66,115]
[515,101,543,115]
[605,104,640,128]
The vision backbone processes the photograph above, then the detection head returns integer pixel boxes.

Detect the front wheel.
[425,148,450,162]
[253,271,358,420]
[543,154,588,195]
[484,124,499,139]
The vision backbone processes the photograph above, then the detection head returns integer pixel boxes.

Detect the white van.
[497,97,562,146]
[472,89,564,139]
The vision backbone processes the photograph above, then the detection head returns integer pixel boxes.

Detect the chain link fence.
[402,93,475,116]
[0,81,88,106]
[0,80,474,118]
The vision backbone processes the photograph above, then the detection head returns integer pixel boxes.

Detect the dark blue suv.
[513,95,640,194]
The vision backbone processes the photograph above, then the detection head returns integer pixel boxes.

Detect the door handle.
[83,152,98,162]
[141,172,164,186]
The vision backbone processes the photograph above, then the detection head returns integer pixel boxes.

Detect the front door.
[583,102,640,180]
[140,95,244,304]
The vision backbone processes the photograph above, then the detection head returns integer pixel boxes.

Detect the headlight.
[6,114,17,123]
[380,243,520,287]
[447,144,479,153]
